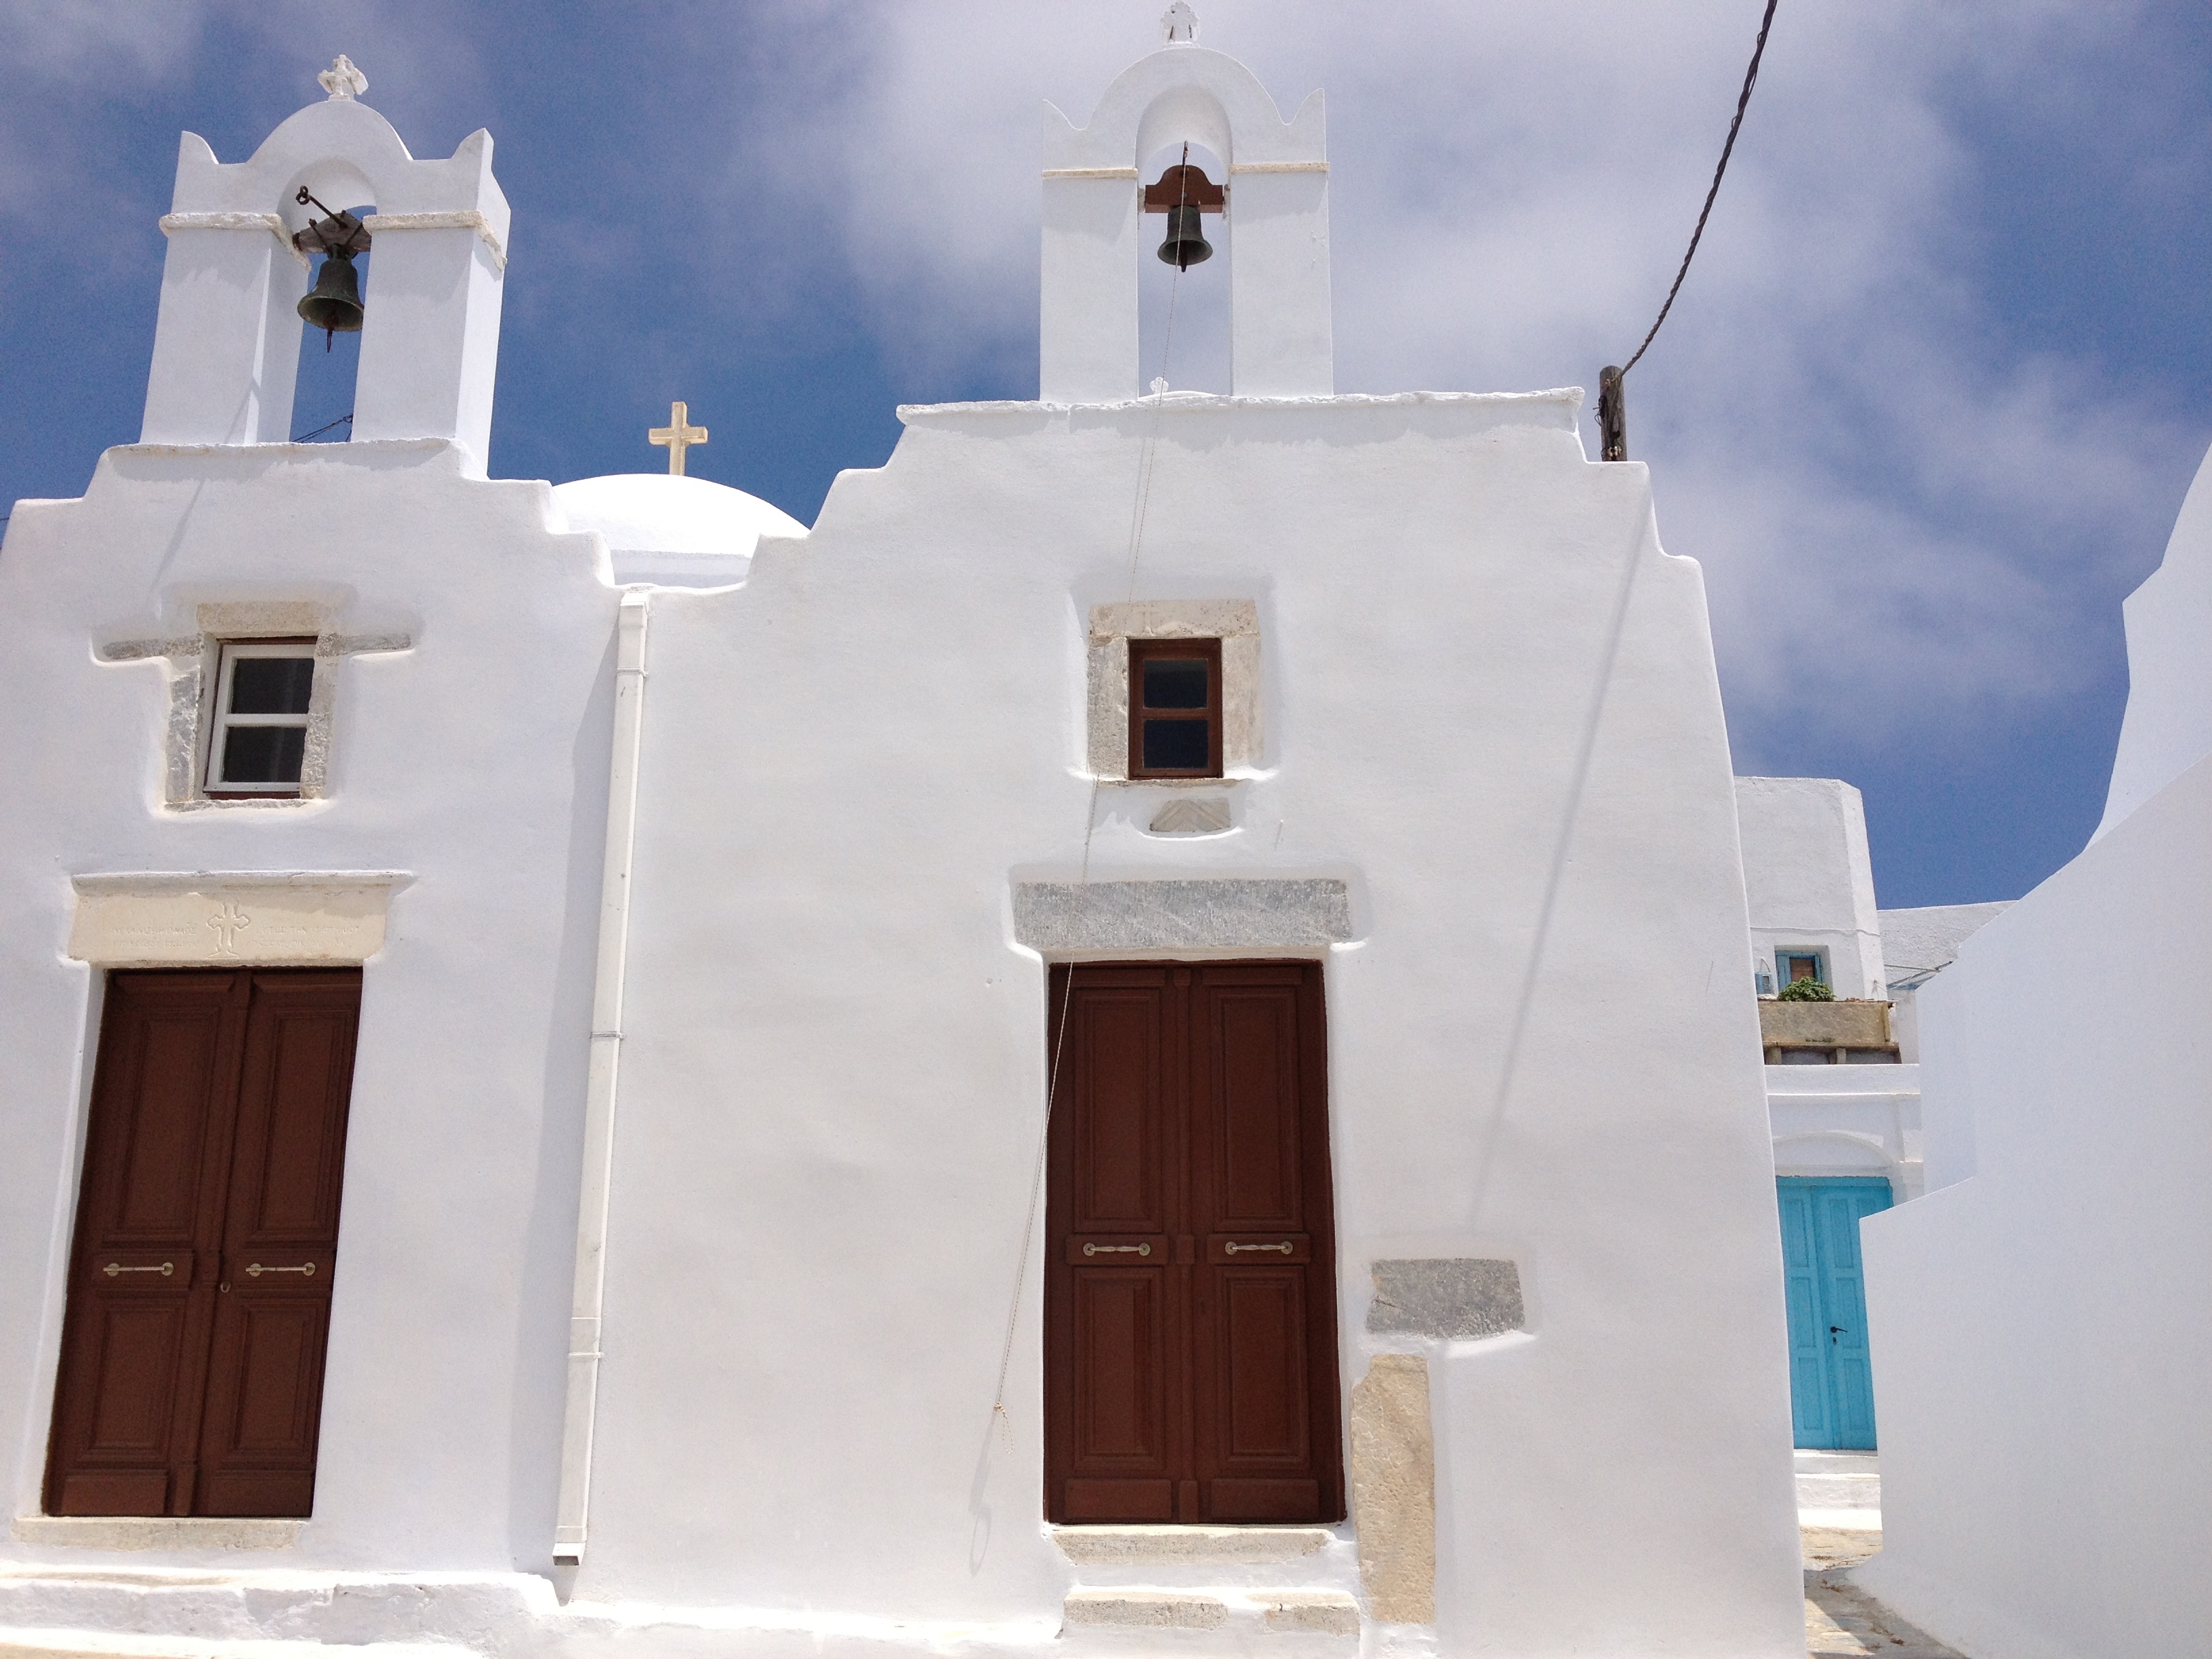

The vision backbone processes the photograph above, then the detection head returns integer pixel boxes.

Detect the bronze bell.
[298,248,364,348]
[1157,203,1212,270]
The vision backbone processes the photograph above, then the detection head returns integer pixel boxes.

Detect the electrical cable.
[291,412,354,443]
[1618,0,1780,380]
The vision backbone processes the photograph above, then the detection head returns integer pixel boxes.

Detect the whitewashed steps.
[1051,1526,1363,1657]
[0,1568,535,1656]
[0,1633,466,1659]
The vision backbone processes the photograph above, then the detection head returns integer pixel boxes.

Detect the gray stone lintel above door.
[1012,878,1353,951]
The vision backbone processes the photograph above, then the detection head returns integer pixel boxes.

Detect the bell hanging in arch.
[1157,203,1212,270]
[298,248,364,348]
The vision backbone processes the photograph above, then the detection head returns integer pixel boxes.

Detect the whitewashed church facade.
[0,27,1807,1658]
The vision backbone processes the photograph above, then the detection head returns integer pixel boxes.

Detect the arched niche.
[1040,43,1330,403]
[1774,1130,1909,1202]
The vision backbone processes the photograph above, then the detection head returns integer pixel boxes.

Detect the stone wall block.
[1348,1353,1435,1624]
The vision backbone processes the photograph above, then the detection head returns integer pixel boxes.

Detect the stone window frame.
[1087,600,1260,782]
[99,602,411,810]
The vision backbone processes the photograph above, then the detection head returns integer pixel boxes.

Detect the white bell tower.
[140,57,511,475]
[1040,9,1332,403]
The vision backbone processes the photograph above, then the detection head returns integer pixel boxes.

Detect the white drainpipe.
[554,589,649,1565]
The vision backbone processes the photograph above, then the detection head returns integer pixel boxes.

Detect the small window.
[1128,638,1222,779]
[1779,950,1828,989]
[207,641,315,796]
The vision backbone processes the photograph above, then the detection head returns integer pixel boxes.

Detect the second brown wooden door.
[1045,960,1343,1524]
[44,968,361,1518]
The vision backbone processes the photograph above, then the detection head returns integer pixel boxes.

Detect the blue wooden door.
[1776,1176,1891,1450]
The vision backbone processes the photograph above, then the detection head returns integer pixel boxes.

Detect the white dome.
[551,473,808,587]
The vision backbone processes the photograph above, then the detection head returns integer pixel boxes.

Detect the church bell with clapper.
[1145,161,1224,270]
[292,186,371,348]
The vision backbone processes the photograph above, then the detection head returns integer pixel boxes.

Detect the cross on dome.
[318,55,368,100]
[1162,3,1197,43]
[649,402,708,476]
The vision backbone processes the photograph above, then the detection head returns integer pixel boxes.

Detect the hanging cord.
[1598,0,1780,459]
[989,148,1195,1436]
[292,412,354,443]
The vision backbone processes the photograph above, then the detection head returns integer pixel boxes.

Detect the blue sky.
[4,2,2208,909]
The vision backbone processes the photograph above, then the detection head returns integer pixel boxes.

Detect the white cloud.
[720,0,2194,766]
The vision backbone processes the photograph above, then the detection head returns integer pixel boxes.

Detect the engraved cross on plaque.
[206,899,252,957]
[648,401,708,476]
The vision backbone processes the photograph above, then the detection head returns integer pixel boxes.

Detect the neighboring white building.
[1736,776,1889,1002]
[1877,900,2011,1063]
[1736,777,1920,1195]
[0,27,1807,1659]
[1855,434,2212,1658]
[1733,778,2013,1456]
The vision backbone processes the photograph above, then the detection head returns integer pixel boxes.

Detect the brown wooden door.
[1045,961,1342,1524]
[45,968,361,1517]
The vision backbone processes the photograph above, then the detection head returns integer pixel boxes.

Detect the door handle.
[245,1261,316,1277]
[103,1261,174,1277]
[1225,1242,1294,1255]
[1829,1325,1845,1334]
[1082,1243,1151,1257]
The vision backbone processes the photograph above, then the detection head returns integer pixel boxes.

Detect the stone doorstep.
[1796,1475,1881,1506]
[1050,1526,1334,1566]
[7,1519,301,1552]
[1797,1507,1883,1532]
[0,1633,464,1659]
[1063,1589,1361,1637]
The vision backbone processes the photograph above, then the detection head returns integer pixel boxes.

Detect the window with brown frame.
[1128,637,1223,779]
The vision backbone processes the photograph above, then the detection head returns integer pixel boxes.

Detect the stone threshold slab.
[1052,1525,1334,1565]
[8,1519,301,1552]
[1798,1507,1883,1531]
[1063,1587,1358,1635]
[0,1630,456,1659]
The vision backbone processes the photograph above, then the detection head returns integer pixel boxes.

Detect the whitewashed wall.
[576,388,1803,1653]
[1767,1065,1921,1200]
[1858,753,2212,1658]
[0,441,617,1569]
[2098,441,2212,838]
[1858,429,2212,1656]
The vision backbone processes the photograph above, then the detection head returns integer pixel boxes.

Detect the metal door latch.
[104,1261,173,1277]
[1225,1242,1293,1254]
[246,1261,316,1277]
[1082,1243,1151,1256]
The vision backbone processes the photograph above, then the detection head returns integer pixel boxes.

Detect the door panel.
[1776,1177,1891,1451]
[1776,1185,1832,1446]
[1813,1184,1887,1450]
[46,973,247,1516]
[1071,987,1169,1233]
[198,973,359,1514]
[1047,961,1340,1525]
[1215,1267,1309,1457]
[1071,1270,1170,1464]
[1212,989,1300,1226]
[47,969,360,1519]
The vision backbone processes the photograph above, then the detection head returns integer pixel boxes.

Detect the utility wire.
[1599,0,1780,459]
[1620,0,1780,377]
[292,411,354,443]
